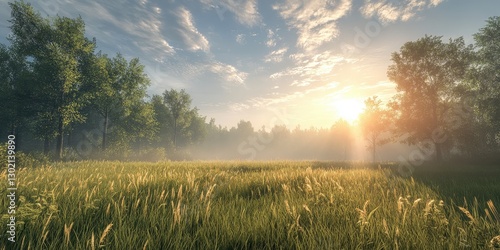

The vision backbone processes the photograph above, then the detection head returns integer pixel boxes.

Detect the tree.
[331,119,352,160]
[387,35,474,162]
[163,89,192,148]
[470,16,500,150]
[0,44,33,143]
[79,52,112,150]
[115,100,158,149]
[8,1,95,159]
[151,94,173,148]
[359,96,391,163]
[82,53,150,151]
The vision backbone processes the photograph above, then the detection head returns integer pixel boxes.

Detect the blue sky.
[0,0,499,129]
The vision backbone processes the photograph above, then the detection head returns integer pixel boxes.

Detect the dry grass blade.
[41,213,53,243]
[413,198,422,208]
[64,222,74,246]
[458,206,476,224]
[487,200,500,223]
[90,233,95,250]
[491,235,500,249]
[382,219,389,237]
[99,223,113,246]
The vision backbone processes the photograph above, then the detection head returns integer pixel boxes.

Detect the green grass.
[1,161,499,249]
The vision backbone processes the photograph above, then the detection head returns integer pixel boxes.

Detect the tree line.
[1,1,499,162]
[0,2,206,160]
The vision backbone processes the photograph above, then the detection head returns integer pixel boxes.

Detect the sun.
[332,98,365,124]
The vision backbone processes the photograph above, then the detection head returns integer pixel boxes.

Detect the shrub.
[1,143,51,168]
[128,147,167,162]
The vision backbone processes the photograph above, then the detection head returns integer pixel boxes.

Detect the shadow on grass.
[401,163,500,206]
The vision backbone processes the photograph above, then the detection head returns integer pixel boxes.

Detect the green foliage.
[0,143,50,168]
[7,1,96,159]
[469,16,500,149]
[156,89,206,148]
[387,35,475,161]
[0,161,498,249]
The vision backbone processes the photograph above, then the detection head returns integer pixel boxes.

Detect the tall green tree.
[0,44,32,141]
[387,35,474,162]
[113,100,158,150]
[470,16,500,150]
[79,52,111,150]
[163,89,192,148]
[82,53,150,151]
[151,94,173,148]
[8,1,95,159]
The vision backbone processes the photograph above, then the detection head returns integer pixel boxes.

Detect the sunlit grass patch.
[0,161,499,249]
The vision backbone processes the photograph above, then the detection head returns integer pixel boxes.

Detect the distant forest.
[1,2,499,162]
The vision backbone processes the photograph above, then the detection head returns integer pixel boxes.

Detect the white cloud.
[360,0,444,23]
[264,47,288,63]
[429,0,444,7]
[236,34,245,44]
[273,0,352,51]
[266,29,277,47]
[270,50,345,86]
[228,81,340,110]
[35,0,175,61]
[229,103,250,111]
[208,62,248,87]
[200,0,261,26]
[174,6,210,52]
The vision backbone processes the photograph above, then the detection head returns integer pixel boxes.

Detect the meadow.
[1,161,499,249]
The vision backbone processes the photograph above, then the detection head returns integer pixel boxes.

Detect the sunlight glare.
[333,98,364,124]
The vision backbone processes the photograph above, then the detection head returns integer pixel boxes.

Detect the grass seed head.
[99,223,113,246]
[64,222,74,246]
[491,235,500,249]
[458,206,476,225]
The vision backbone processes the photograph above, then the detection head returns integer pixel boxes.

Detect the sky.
[0,0,499,130]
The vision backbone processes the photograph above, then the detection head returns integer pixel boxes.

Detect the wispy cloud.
[208,62,248,87]
[32,0,175,61]
[227,81,340,111]
[229,103,250,112]
[360,0,445,23]
[273,0,352,51]
[264,47,288,63]
[200,0,261,26]
[266,29,278,47]
[270,50,346,86]
[174,6,210,52]
[236,34,246,44]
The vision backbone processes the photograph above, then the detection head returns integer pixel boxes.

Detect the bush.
[0,143,51,168]
[167,148,192,161]
[128,147,167,162]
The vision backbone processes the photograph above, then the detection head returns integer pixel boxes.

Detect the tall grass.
[0,161,499,249]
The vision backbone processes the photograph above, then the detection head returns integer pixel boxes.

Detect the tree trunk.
[372,139,376,163]
[431,98,442,162]
[102,111,108,150]
[173,119,177,148]
[435,142,442,162]
[56,115,64,160]
[67,131,71,149]
[44,138,50,154]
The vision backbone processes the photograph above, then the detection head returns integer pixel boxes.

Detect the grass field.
[1,161,499,249]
